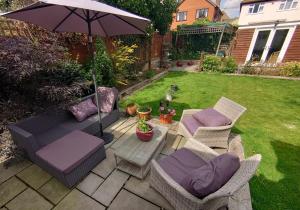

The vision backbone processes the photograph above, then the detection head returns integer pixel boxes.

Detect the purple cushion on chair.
[36,130,104,174]
[93,87,118,113]
[180,153,240,199]
[192,108,232,127]
[69,98,98,122]
[182,116,204,135]
[158,148,207,184]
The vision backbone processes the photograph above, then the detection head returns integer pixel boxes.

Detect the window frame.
[196,8,209,19]
[176,11,187,22]
[248,3,265,14]
[278,0,298,11]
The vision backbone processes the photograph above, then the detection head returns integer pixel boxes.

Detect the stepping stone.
[161,132,181,155]
[0,177,27,207]
[0,160,31,184]
[108,189,160,210]
[77,173,104,196]
[92,170,129,206]
[17,164,52,190]
[92,149,116,178]
[6,188,53,210]
[38,178,70,204]
[124,174,174,210]
[53,189,105,210]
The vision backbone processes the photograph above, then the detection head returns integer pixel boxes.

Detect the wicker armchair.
[150,139,261,210]
[177,97,247,148]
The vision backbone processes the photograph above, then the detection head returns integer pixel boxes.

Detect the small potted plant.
[136,119,154,142]
[137,105,152,121]
[159,100,176,124]
[125,100,137,116]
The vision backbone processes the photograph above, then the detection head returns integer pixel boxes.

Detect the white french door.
[246,26,296,64]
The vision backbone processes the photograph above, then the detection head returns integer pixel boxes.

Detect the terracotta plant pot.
[159,114,173,124]
[137,107,152,121]
[126,103,137,116]
[136,125,154,142]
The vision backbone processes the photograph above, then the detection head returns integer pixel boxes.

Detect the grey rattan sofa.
[8,92,120,187]
[177,97,247,148]
[150,138,261,210]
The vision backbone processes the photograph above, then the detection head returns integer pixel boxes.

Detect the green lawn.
[121,72,300,210]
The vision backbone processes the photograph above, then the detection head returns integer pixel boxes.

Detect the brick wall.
[283,26,300,62]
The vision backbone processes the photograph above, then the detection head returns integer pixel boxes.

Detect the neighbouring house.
[171,0,222,30]
[232,0,300,65]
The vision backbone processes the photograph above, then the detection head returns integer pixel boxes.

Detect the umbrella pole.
[88,34,114,144]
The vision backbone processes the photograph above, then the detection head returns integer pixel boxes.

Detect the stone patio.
[0,117,252,210]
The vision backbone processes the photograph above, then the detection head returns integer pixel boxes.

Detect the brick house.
[232,0,300,64]
[171,0,222,30]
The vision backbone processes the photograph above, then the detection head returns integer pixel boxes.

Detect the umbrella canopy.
[2,0,150,37]
[2,0,151,143]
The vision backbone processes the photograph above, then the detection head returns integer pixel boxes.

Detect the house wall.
[239,0,300,26]
[283,26,300,62]
[171,0,217,30]
[231,29,255,64]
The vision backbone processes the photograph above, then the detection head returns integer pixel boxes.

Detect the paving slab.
[176,136,186,149]
[0,177,27,207]
[6,188,53,210]
[77,173,104,196]
[16,164,52,190]
[124,174,174,210]
[53,189,105,210]
[92,169,129,206]
[0,207,8,210]
[161,132,181,155]
[92,149,116,178]
[108,189,160,210]
[38,178,70,204]
[0,160,31,184]
[112,117,137,140]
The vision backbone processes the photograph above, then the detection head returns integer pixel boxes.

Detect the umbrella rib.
[91,13,110,22]
[113,15,145,34]
[96,19,108,37]
[65,7,87,21]
[7,4,54,15]
[52,8,77,32]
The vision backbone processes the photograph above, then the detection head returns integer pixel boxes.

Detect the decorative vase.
[159,114,173,124]
[136,125,154,142]
[137,108,152,121]
[126,103,137,116]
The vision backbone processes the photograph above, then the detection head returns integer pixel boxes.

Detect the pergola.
[175,23,235,55]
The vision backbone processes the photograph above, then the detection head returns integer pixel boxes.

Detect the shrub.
[279,62,300,77]
[144,69,156,79]
[240,61,255,74]
[222,56,238,73]
[202,54,222,72]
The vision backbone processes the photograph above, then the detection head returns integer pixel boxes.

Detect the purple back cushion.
[192,108,232,127]
[180,153,240,199]
[69,98,98,122]
[93,87,118,113]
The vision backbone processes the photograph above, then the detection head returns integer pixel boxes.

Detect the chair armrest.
[180,109,202,121]
[183,138,219,161]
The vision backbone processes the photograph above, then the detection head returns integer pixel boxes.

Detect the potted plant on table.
[136,119,154,142]
[137,105,152,121]
[159,100,176,124]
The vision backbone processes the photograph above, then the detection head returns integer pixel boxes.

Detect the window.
[196,8,208,18]
[176,11,187,21]
[279,0,298,10]
[248,3,264,14]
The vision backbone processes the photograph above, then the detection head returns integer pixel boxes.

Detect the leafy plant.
[137,119,152,133]
[222,56,238,73]
[202,54,222,72]
[279,62,300,77]
[159,99,176,115]
[241,61,255,74]
[144,69,156,79]
[138,105,151,112]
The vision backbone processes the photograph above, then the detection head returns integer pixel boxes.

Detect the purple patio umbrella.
[2,0,150,143]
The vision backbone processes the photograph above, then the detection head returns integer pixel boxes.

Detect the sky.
[220,0,241,18]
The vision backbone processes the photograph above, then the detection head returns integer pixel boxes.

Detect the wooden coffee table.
[113,124,168,179]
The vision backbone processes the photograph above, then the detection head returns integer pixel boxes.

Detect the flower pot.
[126,103,137,116]
[159,114,173,124]
[136,125,154,142]
[137,107,152,121]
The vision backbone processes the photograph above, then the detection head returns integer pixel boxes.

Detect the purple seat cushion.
[158,148,207,184]
[182,116,204,135]
[69,98,98,122]
[36,130,104,174]
[180,153,240,199]
[192,108,232,127]
[93,87,118,113]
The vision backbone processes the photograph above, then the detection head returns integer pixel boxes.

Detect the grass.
[121,72,300,210]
